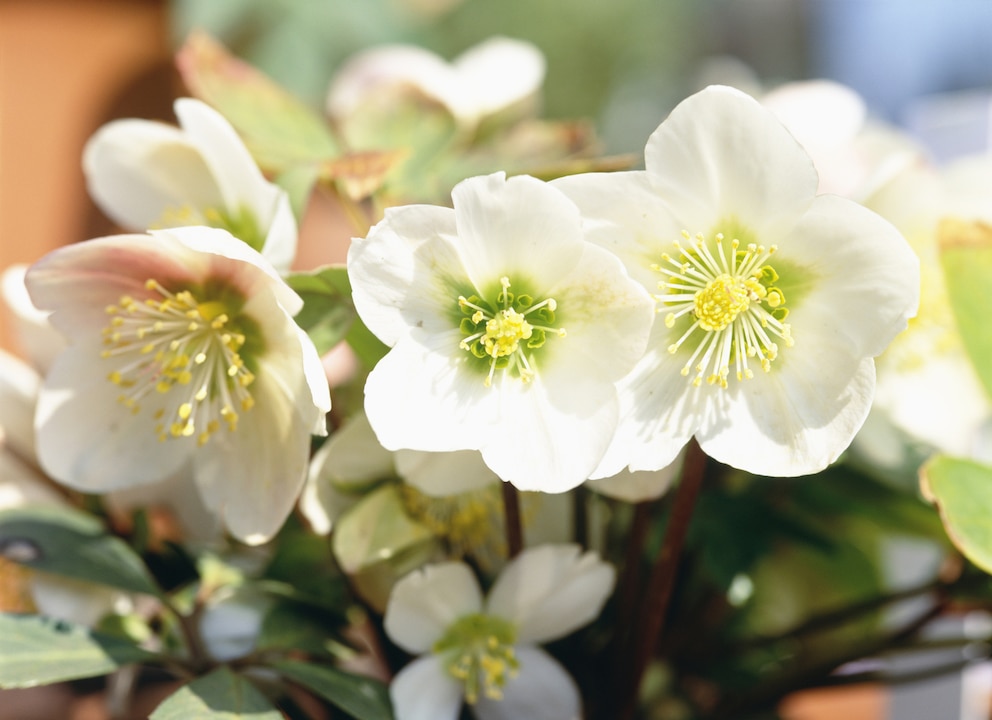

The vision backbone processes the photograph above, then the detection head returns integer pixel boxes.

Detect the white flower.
[553,85,920,478]
[83,98,297,273]
[25,226,330,545]
[383,544,614,720]
[326,37,545,130]
[348,172,655,492]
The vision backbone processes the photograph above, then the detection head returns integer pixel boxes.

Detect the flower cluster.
[0,31,939,720]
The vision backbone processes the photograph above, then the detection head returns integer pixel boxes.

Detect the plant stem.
[161,596,210,674]
[617,439,708,720]
[502,482,523,559]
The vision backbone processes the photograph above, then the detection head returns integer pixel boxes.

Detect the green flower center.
[656,231,793,388]
[101,279,259,445]
[433,613,520,704]
[458,276,566,386]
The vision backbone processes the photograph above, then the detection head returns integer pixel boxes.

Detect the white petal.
[155,227,303,316]
[591,343,702,479]
[698,351,876,477]
[34,339,191,491]
[480,368,618,493]
[105,468,223,544]
[485,544,615,644]
[195,307,325,545]
[363,333,495,453]
[30,573,122,628]
[26,233,206,337]
[452,37,545,120]
[390,655,464,720]
[349,204,465,347]
[551,170,684,289]
[1,264,64,373]
[384,562,483,654]
[585,451,682,503]
[473,646,581,720]
[451,173,585,293]
[0,348,40,461]
[780,195,919,359]
[315,412,395,488]
[83,119,223,229]
[174,99,298,270]
[395,449,499,498]
[326,45,457,121]
[644,85,817,241]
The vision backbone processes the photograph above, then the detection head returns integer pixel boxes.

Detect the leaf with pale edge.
[921,454,992,574]
[151,666,282,720]
[0,506,161,597]
[0,613,156,688]
[272,660,394,720]
[938,217,992,401]
[286,265,357,356]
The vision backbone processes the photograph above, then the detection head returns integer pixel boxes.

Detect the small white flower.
[384,544,614,720]
[554,85,920,478]
[83,98,297,273]
[26,227,330,545]
[327,37,545,130]
[348,172,655,492]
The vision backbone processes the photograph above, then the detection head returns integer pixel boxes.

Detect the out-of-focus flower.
[198,587,272,662]
[554,85,919,478]
[348,172,655,492]
[26,226,330,545]
[761,79,924,200]
[84,98,297,273]
[383,544,613,720]
[856,157,992,462]
[327,37,545,131]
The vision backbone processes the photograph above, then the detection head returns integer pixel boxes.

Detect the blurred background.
[2,2,992,716]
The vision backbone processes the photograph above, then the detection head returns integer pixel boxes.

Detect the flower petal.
[698,350,876,477]
[83,119,223,229]
[585,452,682,503]
[485,544,615,644]
[0,348,40,461]
[1,264,64,373]
[395,448,499,498]
[551,170,684,289]
[644,85,818,240]
[473,645,581,720]
[384,561,483,654]
[452,37,545,120]
[451,173,585,293]
[349,204,465,347]
[390,655,464,720]
[33,338,191,490]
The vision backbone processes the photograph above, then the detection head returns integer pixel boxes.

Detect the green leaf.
[938,217,992,400]
[921,454,992,574]
[0,613,157,688]
[286,265,357,356]
[0,506,161,597]
[345,316,389,370]
[272,660,393,720]
[151,667,282,719]
[176,31,339,174]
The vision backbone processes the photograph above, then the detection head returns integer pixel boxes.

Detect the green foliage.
[272,660,394,720]
[922,455,992,575]
[0,506,162,597]
[286,265,358,356]
[0,613,157,688]
[150,667,283,719]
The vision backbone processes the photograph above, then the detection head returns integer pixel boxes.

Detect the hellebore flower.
[553,85,920,477]
[83,98,297,273]
[348,172,655,492]
[26,227,330,544]
[383,544,614,720]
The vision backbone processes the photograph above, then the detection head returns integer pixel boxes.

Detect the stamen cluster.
[458,276,565,386]
[655,231,793,388]
[101,279,256,445]
[433,613,520,704]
